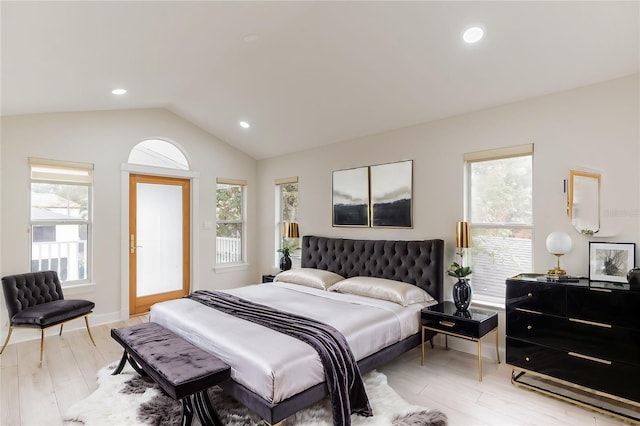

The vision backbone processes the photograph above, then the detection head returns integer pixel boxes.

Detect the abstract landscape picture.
[332,166,370,226]
[370,160,412,228]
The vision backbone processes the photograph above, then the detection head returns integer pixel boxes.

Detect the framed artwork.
[370,160,413,228]
[589,242,635,283]
[332,166,370,227]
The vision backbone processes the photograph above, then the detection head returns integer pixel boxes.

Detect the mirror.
[568,170,600,235]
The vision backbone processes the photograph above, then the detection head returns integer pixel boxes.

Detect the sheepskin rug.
[65,363,447,426]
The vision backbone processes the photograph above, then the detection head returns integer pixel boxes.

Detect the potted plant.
[448,260,472,311]
[277,242,298,271]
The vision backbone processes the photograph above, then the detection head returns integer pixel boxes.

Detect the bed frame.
[220,235,444,425]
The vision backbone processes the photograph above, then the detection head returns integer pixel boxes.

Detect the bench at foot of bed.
[110,321,231,426]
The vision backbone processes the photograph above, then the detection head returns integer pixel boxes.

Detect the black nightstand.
[261,274,276,283]
[421,301,500,381]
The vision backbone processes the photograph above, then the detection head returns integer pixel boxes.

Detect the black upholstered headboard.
[301,235,444,303]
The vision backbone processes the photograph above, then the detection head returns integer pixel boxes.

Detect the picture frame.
[589,242,635,283]
[370,160,413,228]
[332,166,370,227]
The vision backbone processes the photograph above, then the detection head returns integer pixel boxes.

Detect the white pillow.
[273,268,345,290]
[328,276,435,306]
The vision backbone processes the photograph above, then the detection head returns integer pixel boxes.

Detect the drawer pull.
[527,293,533,297]
[525,357,530,362]
[568,352,612,365]
[590,288,612,293]
[438,320,456,328]
[527,325,532,330]
[515,308,542,315]
[569,318,611,329]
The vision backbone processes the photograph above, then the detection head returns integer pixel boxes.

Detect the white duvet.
[150,281,434,403]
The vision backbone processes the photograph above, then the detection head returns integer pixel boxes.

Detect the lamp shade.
[546,232,572,255]
[455,221,471,249]
[283,222,300,239]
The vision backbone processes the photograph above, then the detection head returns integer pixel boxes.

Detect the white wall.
[256,74,640,356]
[1,108,258,337]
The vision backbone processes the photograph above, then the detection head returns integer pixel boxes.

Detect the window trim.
[29,158,93,286]
[215,179,247,265]
[275,178,300,268]
[464,145,534,305]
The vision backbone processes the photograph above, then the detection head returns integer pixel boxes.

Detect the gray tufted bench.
[111,322,231,426]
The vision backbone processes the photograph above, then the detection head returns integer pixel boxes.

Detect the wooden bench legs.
[112,350,224,426]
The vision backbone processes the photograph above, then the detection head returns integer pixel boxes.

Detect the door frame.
[120,164,200,319]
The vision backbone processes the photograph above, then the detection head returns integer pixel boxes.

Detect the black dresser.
[506,274,640,420]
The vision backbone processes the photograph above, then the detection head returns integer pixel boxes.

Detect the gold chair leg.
[39,329,45,367]
[477,339,483,382]
[0,327,14,354]
[59,323,64,336]
[84,315,96,346]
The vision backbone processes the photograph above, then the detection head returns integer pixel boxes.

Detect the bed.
[150,235,444,425]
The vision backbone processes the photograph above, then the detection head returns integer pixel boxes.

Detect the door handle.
[130,234,135,254]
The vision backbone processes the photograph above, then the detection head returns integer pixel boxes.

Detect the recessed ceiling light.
[463,27,484,44]
[112,88,127,95]
[239,121,250,129]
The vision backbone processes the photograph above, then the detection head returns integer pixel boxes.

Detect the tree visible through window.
[30,159,93,284]
[466,146,533,305]
[216,180,246,264]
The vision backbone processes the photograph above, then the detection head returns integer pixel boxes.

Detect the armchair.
[1,270,96,366]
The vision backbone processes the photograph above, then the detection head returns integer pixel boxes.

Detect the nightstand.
[421,301,500,381]
[261,274,276,283]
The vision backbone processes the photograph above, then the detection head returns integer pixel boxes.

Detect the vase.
[627,267,640,290]
[453,278,472,311]
[279,255,292,271]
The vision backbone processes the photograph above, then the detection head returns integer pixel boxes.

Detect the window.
[275,177,299,267]
[30,158,93,284]
[128,139,189,170]
[465,144,533,305]
[216,178,246,264]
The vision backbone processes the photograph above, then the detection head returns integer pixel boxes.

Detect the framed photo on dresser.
[589,242,635,283]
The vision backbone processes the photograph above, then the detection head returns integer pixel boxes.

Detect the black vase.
[627,267,640,290]
[453,279,472,311]
[279,255,292,271]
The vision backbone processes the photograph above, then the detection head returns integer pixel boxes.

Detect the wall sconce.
[546,231,572,276]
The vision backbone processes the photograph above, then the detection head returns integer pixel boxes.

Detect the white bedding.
[150,281,435,403]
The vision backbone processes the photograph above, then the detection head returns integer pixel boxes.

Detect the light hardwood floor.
[0,317,630,426]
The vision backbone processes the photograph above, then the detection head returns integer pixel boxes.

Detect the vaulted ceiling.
[2,1,638,160]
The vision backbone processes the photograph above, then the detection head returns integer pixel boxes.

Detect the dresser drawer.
[567,286,640,329]
[507,311,640,366]
[507,337,640,402]
[506,280,565,316]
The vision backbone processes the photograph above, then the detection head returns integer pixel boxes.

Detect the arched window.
[128,139,190,170]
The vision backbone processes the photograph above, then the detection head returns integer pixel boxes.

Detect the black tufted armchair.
[1,270,96,366]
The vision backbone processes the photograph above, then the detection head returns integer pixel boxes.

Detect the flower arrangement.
[447,260,472,280]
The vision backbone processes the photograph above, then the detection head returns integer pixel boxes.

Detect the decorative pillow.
[273,268,345,290]
[328,276,435,306]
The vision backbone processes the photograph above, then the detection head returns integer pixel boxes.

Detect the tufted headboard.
[301,235,444,303]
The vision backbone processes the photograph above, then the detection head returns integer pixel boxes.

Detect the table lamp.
[546,231,572,276]
[455,221,471,258]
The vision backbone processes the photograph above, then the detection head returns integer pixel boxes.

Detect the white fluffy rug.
[65,363,446,426]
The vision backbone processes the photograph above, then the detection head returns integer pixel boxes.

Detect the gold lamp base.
[547,254,566,276]
[547,267,567,276]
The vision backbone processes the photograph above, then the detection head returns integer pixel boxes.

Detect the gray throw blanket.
[187,290,372,426]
